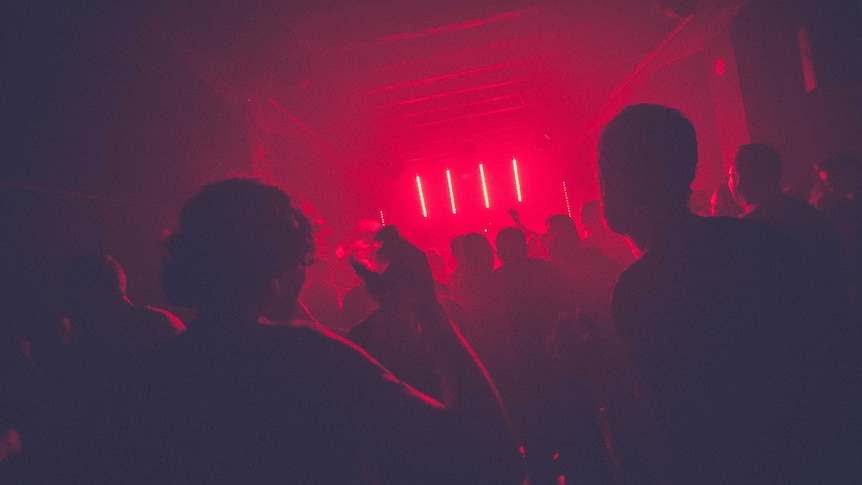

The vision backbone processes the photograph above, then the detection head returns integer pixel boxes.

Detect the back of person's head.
[597,104,698,238]
[729,143,782,207]
[60,253,127,306]
[461,233,495,273]
[545,214,578,237]
[449,234,466,265]
[495,227,528,265]
[161,179,314,312]
[580,200,604,232]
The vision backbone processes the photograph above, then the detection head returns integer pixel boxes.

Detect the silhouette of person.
[446,234,467,289]
[58,254,184,354]
[813,154,862,309]
[597,104,857,484]
[347,229,443,400]
[452,232,497,328]
[65,179,521,485]
[580,200,637,268]
[547,222,622,344]
[728,143,844,281]
[493,227,610,485]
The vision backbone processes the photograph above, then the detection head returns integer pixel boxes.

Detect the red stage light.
[446,169,457,214]
[715,58,726,76]
[479,163,490,209]
[512,158,522,202]
[416,175,428,218]
[563,181,571,218]
[379,210,386,226]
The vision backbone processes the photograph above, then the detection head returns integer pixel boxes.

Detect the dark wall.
[729,0,862,191]
[2,0,252,316]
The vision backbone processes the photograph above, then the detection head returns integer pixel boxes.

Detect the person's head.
[461,233,495,273]
[545,214,578,238]
[728,143,783,209]
[161,179,314,317]
[59,253,127,308]
[449,234,466,265]
[495,227,528,265]
[597,104,698,249]
[580,200,604,233]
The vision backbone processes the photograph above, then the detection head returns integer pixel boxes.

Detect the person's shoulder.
[143,305,185,329]
[255,319,386,372]
[689,214,785,247]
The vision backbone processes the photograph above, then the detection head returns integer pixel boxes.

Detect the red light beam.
[479,164,490,209]
[446,169,457,214]
[513,158,522,202]
[416,175,428,218]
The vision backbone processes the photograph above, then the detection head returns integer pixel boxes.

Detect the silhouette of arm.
[507,208,537,237]
[347,228,523,483]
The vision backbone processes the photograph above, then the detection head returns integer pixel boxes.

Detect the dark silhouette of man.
[493,227,610,485]
[58,254,185,352]
[814,154,862,309]
[597,104,858,484]
[61,180,522,485]
[728,143,843,279]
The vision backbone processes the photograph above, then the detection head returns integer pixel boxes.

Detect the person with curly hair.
[61,178,522,485]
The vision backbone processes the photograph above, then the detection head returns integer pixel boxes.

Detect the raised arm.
[348,227,523,484]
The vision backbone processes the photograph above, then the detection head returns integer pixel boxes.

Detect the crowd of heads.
[1,103,859,484]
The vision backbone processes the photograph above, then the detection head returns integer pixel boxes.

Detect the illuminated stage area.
[3,1,861,484]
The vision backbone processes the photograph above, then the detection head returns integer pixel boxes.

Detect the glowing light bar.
[512,158,522,202]
[563,181,572,218]
[416,175,428,218]
[479,163,490,209]
[379,210,386,226]
[446,169,457,214]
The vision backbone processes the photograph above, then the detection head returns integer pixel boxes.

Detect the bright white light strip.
[446,169,457,214]
[479,163,490,209]
[513,158,522,202]
[416,175,428,218]
[379,210,385,226]
[563,181,571,218]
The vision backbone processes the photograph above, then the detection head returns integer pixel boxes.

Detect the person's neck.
[743,191,781,213]
[631,206,694,254]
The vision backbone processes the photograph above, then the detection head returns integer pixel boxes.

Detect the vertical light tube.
[512,158,522,202]
[446,169,457,214]
[416,174,428,218]
[479,163,490,209]
[379,210,386,226]
[563,181,571,218]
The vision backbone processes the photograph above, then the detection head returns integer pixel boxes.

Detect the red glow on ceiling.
[479,163,490,209]
[372,59,535,94]
[446,169,457,214]
[715,58,726,76]
[416,174,428,218]
[346,7,540,50]
[512,157,522,202]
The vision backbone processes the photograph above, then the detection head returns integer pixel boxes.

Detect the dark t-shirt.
[65,319,505,484]
[744,194,844,279]
[611,215,854,483]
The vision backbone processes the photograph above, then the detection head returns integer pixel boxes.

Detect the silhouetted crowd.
[2,104,860,484]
